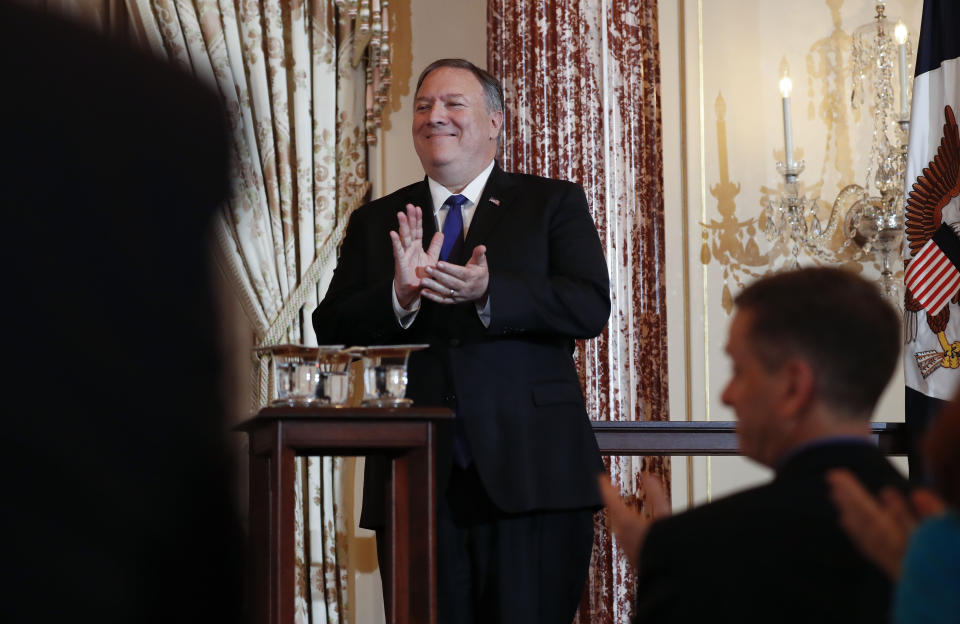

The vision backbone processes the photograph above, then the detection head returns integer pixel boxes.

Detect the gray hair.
[415,58,504,114]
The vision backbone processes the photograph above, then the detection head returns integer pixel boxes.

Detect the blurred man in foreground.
[1,4,242,621]
[601,267,907,623]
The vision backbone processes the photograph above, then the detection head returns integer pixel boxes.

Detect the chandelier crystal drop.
[765,1,910,305]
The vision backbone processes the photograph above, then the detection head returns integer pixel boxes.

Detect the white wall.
[660,0,919,509]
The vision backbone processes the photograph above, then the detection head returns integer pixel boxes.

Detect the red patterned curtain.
[488,1,667,621]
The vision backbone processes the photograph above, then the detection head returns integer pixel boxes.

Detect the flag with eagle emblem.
[904,222,960,317]
[904,0,960,401]
[903,0,960,482]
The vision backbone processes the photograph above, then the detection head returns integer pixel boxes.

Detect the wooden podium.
[238,406,453,624]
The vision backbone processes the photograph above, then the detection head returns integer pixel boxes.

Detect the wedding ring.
[449,288,455,297]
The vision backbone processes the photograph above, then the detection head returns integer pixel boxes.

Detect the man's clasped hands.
[390,203,490,309]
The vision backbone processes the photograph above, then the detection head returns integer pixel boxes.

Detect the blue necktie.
[439,194,468,262]
[439,194,472,467]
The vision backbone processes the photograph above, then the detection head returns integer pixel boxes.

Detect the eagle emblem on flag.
[905,105,960,376]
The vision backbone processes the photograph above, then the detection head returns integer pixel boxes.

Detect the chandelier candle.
[779,75,794,170]
[895,21,908,120]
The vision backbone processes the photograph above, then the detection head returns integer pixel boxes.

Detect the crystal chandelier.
[763,1,911,300]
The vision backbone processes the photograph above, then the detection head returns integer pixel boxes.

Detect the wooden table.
[237,406,453,624]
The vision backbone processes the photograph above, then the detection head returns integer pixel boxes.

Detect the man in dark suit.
[313,58,610,622]
[601,267,907,623]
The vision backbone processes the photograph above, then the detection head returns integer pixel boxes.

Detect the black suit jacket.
[633,441,909,623]
[313,165,610,515]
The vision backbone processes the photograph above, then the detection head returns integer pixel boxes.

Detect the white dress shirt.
[392,160,496,327]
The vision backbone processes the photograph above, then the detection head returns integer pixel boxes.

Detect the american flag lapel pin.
[489,197,500,206]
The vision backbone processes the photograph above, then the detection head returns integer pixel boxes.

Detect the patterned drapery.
[489,1,668,621]
[44,1,391,621]
[121,3,384,620]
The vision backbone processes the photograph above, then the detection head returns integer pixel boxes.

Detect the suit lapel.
[463,164,516,258]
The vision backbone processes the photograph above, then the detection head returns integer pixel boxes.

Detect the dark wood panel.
[591,421,907,456]
[245,405,452,424]
[282,420,429,451]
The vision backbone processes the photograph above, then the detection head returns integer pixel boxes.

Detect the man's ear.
[490,110,504,139]
[778,358,816,421]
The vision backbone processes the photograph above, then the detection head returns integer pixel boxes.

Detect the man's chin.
[735,434,764,466]
[421,157,459,180]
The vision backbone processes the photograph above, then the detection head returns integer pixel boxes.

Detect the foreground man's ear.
[778,357,816,421]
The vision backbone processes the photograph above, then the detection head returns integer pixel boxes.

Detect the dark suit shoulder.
[367,179,427,207]
[636,442,902,623]
[646,482,774,546]
[497,170,584,194]
[776,440,907,491]
[647,442,905,548]
[348,180,429,224]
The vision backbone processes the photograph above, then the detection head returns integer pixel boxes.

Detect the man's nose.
[426,102,447,124]
[720,383,733,406]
